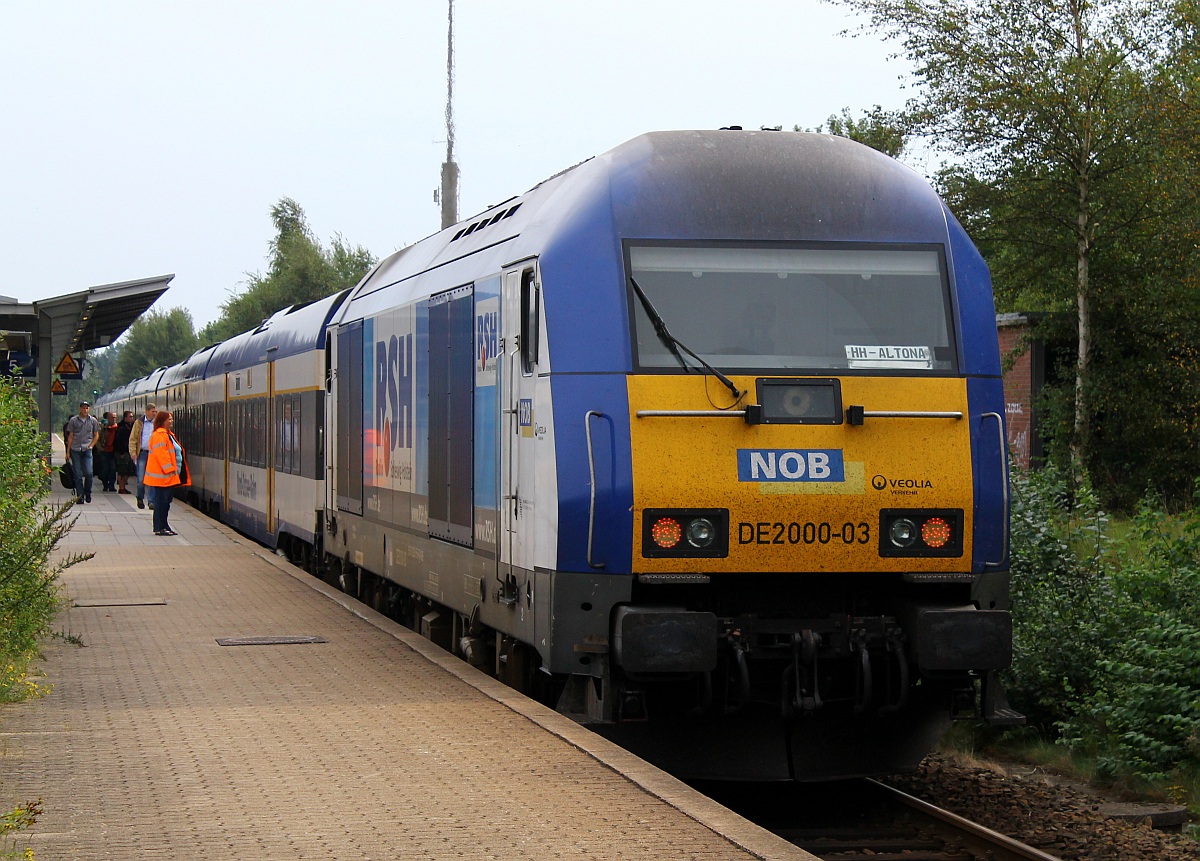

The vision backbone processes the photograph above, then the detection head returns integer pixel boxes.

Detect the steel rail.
[866,779,1066,861]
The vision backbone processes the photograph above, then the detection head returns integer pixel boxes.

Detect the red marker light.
[651,517,683,549]
[922,517,952,549]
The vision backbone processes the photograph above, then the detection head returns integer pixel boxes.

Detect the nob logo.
[737,449,845,483]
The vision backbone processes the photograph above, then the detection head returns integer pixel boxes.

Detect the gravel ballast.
[887,753,1199,860]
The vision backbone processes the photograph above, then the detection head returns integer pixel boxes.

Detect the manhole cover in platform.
[73,598,167,607]
[216,635,328,647]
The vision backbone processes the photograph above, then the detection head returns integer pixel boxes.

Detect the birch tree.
[833,0,1196,478]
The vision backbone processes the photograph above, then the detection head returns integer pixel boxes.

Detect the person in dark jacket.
[96,412,118,492]
[113,411,136,494]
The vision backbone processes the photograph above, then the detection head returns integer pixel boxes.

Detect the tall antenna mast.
[439,0,459,229]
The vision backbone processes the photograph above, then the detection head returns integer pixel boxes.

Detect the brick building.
[997,312,1046,471]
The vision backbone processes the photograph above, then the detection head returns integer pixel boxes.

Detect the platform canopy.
[0,273,173,443]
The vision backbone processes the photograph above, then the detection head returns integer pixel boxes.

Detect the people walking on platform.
[64,401,100,503]
[96,411,118,492]
[113,410,136,494]
[143,410,189,536]
[129,403,158,510]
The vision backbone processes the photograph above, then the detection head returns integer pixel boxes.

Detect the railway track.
[695,777,1065,861]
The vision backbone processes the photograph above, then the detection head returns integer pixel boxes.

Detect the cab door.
[500,263,541,582]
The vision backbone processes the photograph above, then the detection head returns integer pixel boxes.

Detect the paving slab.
[0,472,815,859]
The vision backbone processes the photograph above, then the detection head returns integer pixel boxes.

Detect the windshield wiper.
[629,277,742,400]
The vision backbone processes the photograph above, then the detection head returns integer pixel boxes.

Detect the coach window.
[274,394,300,475]
[229,403,237,464]
[274,396,284,472]
[216,402,225,459]
[240,401,248,465]
[256,398,267,468]
[232,402,242,464]
[291,394,301,475]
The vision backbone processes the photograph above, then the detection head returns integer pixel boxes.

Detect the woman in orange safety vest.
[143,410,189,537]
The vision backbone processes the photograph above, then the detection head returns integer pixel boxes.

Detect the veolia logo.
[872,473,935,490]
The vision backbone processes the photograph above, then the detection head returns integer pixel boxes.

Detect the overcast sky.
[0,1,912,332]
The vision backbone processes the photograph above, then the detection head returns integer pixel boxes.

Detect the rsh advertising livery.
[99,130,1020,780]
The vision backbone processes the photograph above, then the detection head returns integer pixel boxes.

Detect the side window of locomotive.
[520,268,539,375]
[627,244,957,374]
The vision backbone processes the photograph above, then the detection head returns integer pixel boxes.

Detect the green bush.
[0,379,88,703]
[1006,466,1200,783]
[1060,489,1200,781]
[1004,465,1121,728]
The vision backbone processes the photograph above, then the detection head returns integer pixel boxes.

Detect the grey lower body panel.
[327,513,631,675]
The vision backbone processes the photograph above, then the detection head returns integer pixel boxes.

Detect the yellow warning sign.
[50,380,67,395]
[54,353,81,375]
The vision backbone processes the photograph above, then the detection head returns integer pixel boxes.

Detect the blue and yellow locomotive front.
[540,131,1016,780]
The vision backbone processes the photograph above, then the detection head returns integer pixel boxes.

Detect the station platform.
[0,463,815,860]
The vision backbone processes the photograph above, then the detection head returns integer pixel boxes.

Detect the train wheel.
[324,555,342,589]
[339,561,359,598]
[363,573,387,613]
[498,638,536,693]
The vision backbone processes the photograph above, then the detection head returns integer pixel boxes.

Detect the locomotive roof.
[337,129,950,322]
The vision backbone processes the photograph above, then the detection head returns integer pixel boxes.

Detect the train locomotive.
[99,130,1021,781]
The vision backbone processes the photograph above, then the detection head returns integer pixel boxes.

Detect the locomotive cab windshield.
[627,243,958,374]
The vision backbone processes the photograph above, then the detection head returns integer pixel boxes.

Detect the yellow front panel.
[628,375,974,573]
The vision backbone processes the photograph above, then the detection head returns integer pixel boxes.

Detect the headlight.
[889,518,918,548]
[749,378,841,424]
[686,518,716,548]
